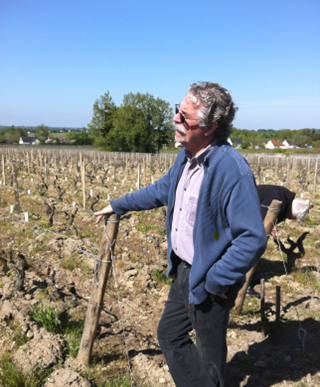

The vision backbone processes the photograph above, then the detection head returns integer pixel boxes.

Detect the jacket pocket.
[186,195,198,226]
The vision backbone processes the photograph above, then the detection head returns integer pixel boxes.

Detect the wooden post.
[45,157,48,184]
[2,155,5,186]
[143,158,146,186]
[314,161,318,193]
[234,199,282,314]
[137,163,141,190]
[260,278,267,336]
[286,159,290,187]
[81,162,86,209]
[12,162,21,214]
[275,285,281,325]
[39,150,43,170]
[77,214,120,364]
[257,164,261,184]
[27,153,30,175]
[275,158,279,179]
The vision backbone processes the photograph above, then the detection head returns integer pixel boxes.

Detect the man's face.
[173,93,215,156]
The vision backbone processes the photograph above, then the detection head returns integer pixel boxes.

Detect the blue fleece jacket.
[110,141,267,305]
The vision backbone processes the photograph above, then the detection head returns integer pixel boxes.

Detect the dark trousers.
[157,257,242,387]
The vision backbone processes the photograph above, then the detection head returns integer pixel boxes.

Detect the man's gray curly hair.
[189,82,238,142]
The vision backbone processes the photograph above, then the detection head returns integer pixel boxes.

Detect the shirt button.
[175,228,177,231]
[175,248,177,250]
[180,208,182,211]
[184,188,186,191]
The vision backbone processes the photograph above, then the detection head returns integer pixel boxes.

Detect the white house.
[265,140,284,149]
[227,138,241,149]
[282,139,297,149]
[19,137,40,145]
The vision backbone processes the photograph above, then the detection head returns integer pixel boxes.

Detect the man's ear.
[204,121,218,137]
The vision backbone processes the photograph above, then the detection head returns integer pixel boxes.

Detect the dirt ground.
[0,152,320,386]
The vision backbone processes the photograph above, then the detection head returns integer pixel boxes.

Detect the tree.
[36,124,50,138]
[313,140,320,148]
[89,91,173,152]
[241,140,251,149]
[5,126,27,137]
[88,92,117,147]
[293,134,309,147]
[66,130,93,145]
[110,92,173,153]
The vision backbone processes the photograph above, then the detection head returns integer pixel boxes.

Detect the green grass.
[302,216,319,228]
[29,304,84,358]
[292,268,320,293]
[0,318,29,348]
[29,304,60,333]
[0,351,52,387]
[151,269,171,286]
[60,257,78,271]
[83,373,139,387]
[137,221,154,233]
[241,297,260,316]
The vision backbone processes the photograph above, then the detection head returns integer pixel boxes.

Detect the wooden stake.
[260,278,267,336]
[314,161,318,193]
[2,155,5,186]
[27,153,30,175]
[81,162,86,209]
[275,285,281,325]
[77,214,120,364]
[12,162,21,214]
[234,199,282,314]
[286,159,290,187]
[137,163,141,190]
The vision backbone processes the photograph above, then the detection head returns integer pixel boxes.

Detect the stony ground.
[0,153,320,386]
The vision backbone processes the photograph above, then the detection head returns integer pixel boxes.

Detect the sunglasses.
[175,104,199,124]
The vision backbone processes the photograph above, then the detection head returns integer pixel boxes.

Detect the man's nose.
[173,112,181,123]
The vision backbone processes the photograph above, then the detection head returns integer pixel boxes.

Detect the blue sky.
[1,0,319,130]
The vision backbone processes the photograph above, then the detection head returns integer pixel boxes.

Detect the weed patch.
[151,269,171,286]
[0,351,52,387]
[292,268,320,292]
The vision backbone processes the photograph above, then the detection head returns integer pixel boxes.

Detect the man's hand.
[214,286,229,300]
[94,205,114,224]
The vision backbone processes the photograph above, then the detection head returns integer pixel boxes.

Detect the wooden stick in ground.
[77,214,120,364]
[2,155,5,186]
[137,163,141,190]
[275,285,281,325]
[234,199,282,315]
[260,278,267,337]
[286,159,290,188]
[81,162,86,209]
[314,161,318,193]
[27,153,30,175]
[12,162,21,214]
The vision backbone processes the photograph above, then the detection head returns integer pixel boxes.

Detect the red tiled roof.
[271,140,284,146]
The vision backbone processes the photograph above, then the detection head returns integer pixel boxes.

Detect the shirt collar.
[185,142,216,166]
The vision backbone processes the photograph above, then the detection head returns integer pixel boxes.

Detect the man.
[95,82,267,387]
[247,185,310,298]
[257,185,309,223]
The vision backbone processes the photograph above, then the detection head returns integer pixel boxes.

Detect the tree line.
[1,91,319,150]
